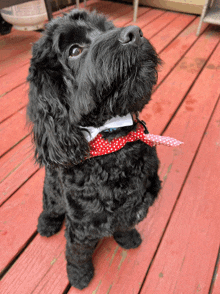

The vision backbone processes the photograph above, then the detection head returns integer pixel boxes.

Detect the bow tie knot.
[80,113,133,142]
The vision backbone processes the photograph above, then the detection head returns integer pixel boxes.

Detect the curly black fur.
[27,9,161,290]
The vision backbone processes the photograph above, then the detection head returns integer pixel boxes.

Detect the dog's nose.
[119,26,143,45]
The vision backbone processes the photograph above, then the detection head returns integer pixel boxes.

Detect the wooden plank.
[0,63,29,96]
[0,168,44,273]
[0,136,32,184]
[0,26,38,41]
[0,31,39,64]
[140,99,220,294]
[156,17,208,85]
[142,11,179,40]
[129,8,165,27]
[0,27,22,40]
[86,1,129,16]
[50,0,102,18]
[32,238,113,294]
[0,229,67,294]
[140,26,220,135]
[0,83,28,123]
[0,155,37,205]
[150,13,196,54]
[66,38,220,294]
[101,3,133,20]
[0,136,38,205]
[112,7,150,27]
[0,108,28,157]
[31,248,68,294]
[52,0,100,16]
[0,52,32,78]
[114,8,163,29]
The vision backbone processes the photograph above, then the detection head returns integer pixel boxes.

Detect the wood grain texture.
[0,169,45,273]
[0,228,66,294]
[141,91,220,294]
[0,108,28,157]
[156,17,208,84]
[142,11,179,40]
[140,25,220,135]
[0,2,219,293]
[0,63,29,96]
[0,32,39,64]
[150,13,196,54]
[0,83,28,123]
[0,136,38,205]
[129,8,165,27]
[112,7,150,27]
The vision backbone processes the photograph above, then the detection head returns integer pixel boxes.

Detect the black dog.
[27,9,161,289]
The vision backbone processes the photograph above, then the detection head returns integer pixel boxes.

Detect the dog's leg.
[113,228,142,249]
[65,218,98,290]
[37,168,65,237]
[38,210,65,237]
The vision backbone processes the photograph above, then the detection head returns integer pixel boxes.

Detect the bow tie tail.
[143,134,184,147]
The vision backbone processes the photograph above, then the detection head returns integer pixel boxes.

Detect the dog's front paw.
[37,211,64,237]
[113,228,142,249]
[67,260,94,290]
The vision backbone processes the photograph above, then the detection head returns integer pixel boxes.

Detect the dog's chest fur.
[53,139,160,238]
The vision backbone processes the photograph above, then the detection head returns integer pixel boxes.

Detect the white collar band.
[80,113,133,142]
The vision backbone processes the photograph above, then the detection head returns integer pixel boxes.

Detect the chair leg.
[196,18,204,36]
[44,0,53,20]
[76,0,80,8]
[196,0,212,36]
[133,0,139,22]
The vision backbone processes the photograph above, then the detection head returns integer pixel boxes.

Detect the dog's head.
[27,9,160,167]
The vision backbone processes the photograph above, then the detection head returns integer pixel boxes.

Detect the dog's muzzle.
[119,26,143,46]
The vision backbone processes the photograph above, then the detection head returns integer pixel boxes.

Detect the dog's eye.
[69,45,83,58]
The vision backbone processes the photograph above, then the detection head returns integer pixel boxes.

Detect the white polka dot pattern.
[88,123,183,158]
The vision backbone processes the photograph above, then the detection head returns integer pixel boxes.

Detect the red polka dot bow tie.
[88,122,183,159]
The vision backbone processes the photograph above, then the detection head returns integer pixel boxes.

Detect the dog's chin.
[77,75,152,127]
[78,68,155,126]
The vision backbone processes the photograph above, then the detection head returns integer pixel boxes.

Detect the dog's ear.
[27,33,89,167]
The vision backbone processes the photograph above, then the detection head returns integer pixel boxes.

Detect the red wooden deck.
[0,1,220,293]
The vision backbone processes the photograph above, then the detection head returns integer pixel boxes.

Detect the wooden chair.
[197,0,220,36]
[133,0,139,22]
